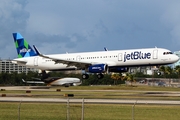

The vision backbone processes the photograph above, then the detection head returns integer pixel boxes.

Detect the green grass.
[1,85,180,119]
[0,102,180,120]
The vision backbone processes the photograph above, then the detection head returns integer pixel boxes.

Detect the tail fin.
[12,33,37,58]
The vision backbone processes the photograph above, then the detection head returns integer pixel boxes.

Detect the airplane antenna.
[104,47,108,51]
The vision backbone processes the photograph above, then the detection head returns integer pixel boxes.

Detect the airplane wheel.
[82,74,89,79]
[157,72,161,76]
[97,74,104,79]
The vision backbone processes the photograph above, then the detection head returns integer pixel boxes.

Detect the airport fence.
[1,99,180,120]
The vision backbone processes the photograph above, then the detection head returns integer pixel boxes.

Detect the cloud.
[0,0,29,58]
[1,0,180,59]
[161,1,180,48]
[0,0,29,33]
[26,32,88,54]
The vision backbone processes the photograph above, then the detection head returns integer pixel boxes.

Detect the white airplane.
[22,71,81,87]
[22,77,81,87]
[12,33,179,79]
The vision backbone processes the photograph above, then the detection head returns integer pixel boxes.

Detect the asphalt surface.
[1,97,180,105]
[1,86,180,105]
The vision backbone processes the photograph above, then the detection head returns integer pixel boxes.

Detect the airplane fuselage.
[48,78,81,86]
[13,48,179,71]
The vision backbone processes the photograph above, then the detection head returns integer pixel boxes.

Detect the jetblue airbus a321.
[12,33,179,79]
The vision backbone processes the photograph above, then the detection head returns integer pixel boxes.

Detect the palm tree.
[111,73,121,85]
[165,66,173,86]
[111,73,126,85]
[174,65,180,84]
[124,73,134,86]
[174,65,180,78]
[165,66,173,77]
[159,66,166,77]
[159,65,173,86]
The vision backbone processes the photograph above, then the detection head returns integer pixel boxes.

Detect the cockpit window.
[163,52,173,55]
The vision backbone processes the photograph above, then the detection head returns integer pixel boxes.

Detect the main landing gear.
[82,73,104,79]
[97,74,104,79]
[82,74,89,79]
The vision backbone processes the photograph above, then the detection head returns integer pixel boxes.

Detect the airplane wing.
[43,56,91,68]
[33,45,98,68]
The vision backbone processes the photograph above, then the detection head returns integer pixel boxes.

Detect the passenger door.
[118,53,123,61]
[34,57,38,66]
[76,55,81,61]
[153,50,158,59]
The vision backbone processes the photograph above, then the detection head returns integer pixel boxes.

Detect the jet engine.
[88,64,108,73]
[109,66,129,72]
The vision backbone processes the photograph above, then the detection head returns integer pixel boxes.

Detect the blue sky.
[1,0,180,59]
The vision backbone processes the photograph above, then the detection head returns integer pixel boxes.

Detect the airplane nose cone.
[77,78,81,82]
[74,78,81,82]
[173,55,180,62]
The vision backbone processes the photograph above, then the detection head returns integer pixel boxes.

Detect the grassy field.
[0,102,180,120]
[1,85,180,119]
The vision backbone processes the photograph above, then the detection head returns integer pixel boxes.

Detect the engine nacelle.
[88,64,107,73]
[109,66,129,72]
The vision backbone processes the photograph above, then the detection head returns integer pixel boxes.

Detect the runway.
[1,97,180,105]
[1,86,180,105]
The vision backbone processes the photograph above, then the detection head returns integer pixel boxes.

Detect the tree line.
[0,65,180,86]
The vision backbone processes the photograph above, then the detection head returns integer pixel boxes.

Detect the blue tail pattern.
[13,33,37,58]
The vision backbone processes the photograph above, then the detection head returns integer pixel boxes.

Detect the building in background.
[0,59,38,74]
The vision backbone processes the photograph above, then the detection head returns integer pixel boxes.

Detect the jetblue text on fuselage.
[124,51,151,62]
